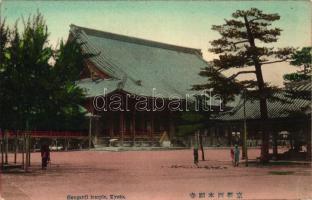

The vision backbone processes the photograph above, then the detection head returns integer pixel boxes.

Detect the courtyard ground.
[0,148,311,200]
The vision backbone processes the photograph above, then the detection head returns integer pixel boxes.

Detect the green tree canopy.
[0,13,88,131]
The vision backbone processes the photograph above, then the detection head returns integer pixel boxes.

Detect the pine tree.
[0,13,88,131]
[194,8,294,162]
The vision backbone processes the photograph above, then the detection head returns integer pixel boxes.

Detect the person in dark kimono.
[41,144,50,170]
[234,144,240,167]
[193,144,199,167]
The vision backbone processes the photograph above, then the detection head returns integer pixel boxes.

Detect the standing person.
[41,144,50,170]
[230,147,235,166]
[234,144,240,167]
[193,144,199,167]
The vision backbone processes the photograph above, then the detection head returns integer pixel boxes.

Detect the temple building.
[69,25,311,158]
[211,81,311,160]
[70,25,217,146]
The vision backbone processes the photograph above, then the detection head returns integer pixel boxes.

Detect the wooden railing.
[0,130,88,138]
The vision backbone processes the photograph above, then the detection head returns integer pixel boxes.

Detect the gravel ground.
[1,149,311,200]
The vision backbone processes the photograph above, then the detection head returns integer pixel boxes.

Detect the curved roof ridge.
[70,24,202,55]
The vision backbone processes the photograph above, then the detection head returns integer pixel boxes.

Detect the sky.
[1,0,311,86]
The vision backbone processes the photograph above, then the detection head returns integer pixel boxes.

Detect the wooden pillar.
[27,134,31,167]
[108,113,114,138]
[272,131,278,160]
[150,112,154,139]
[224,126,229,146]
[241,126,246,159]
[88,116,92,149]
[5,131,8,164]
[68,138,70,151]
[26,134,30,169]
[23,134,27,170]
[215,126,220,146]
[199,131,205,161]
[14,131,18,164]
[289,133,293,150]
[131,111,136,145]
[22,134,25,168]
[307,134,311,161]
[306,120,311,161]
[65,138,68,151]
[227,126,232,146]
[120,112,125,146]
[29,135,31,166]
[93,117,99,146]
[25,134,28,170]
[209,127,214,146]
[260,130,270,162]
[140,112,145,135]
[56,138,58,151]
[168,112,175,140]
[1,129,3,169]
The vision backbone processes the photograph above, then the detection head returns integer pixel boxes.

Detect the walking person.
[234,144,240,167]
[41,144,50,170]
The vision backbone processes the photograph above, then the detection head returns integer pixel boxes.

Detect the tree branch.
[229,70,256,79]
[231,40,249,45]
[249,17,264,23]
[215,67,224,72]
[230,40,249,51]
[260,59,288,65]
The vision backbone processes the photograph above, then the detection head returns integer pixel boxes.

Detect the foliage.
[0,13,87,131]
[176,95,219,136]
[0,19,11,128]
[192,65,241,103]
[290,47,311,69]
[194,8,294,104]
[284,47,311,82]
[176,111,206,136]
[283,73,310,82]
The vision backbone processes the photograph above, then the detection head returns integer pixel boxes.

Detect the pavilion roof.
[285,80,312,100]
[215,91,311,121]
[286,80,312,91]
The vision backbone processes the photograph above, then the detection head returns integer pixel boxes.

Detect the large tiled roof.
[71,25,211,99]
[215,91,311,121]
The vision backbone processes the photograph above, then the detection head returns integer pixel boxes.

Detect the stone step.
[95,137,161,147]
